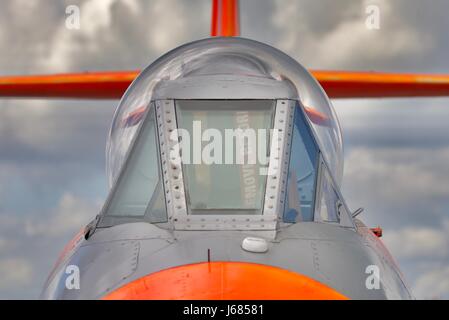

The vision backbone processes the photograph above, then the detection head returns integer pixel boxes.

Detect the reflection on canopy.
[107,37,343,187]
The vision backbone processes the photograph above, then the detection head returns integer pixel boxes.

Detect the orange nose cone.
[103,262,348,300]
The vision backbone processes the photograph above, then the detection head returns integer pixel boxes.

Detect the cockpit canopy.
[100,37,351,231]
[107,37,343,188]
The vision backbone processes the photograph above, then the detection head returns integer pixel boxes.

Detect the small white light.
[241,237,268,253]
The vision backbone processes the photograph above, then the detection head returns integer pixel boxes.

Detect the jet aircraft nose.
[103,262,347,300]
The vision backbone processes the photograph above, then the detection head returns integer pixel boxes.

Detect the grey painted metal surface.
[156,99,189,224]
[153,75,298,100]
[41,222,413,299]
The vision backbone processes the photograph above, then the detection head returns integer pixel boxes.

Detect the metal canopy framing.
[155,99,295,231]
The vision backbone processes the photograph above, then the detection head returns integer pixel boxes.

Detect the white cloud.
[143,0,184,52]
[272,0,433,68]
[0,237,10,252]
[0,258,33,289]
[344,147,449,204]
[414,266,449,299]
[40,0,203,71]
[41,0,117,71]
[24,193,101,238]
[0,191,102,298]
[383,225,449,259]
[0,100,54,148]
[80,0,116,37]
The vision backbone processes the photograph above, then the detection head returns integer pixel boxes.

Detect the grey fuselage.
[41,219,413,299]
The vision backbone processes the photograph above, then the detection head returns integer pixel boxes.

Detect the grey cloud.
[0,258,33,291]
[342,147,449,228]
[0,192,100,299]
[342,146,449,298]
[335,98,449,149]
[414,265,449,299]
[271,0,449,71]
[0,100,115,165]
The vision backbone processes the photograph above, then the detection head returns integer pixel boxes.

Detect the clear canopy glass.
[106,37,344,188]
[176,99,275,215]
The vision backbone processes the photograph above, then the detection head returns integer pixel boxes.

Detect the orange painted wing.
[313,70,449,99]
[2,70,449,100]
[0,71,138,99]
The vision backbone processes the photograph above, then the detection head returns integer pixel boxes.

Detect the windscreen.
[103,107,167,224]
[175,100,275,215]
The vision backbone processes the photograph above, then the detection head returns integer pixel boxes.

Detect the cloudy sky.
[1,0,449,299]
